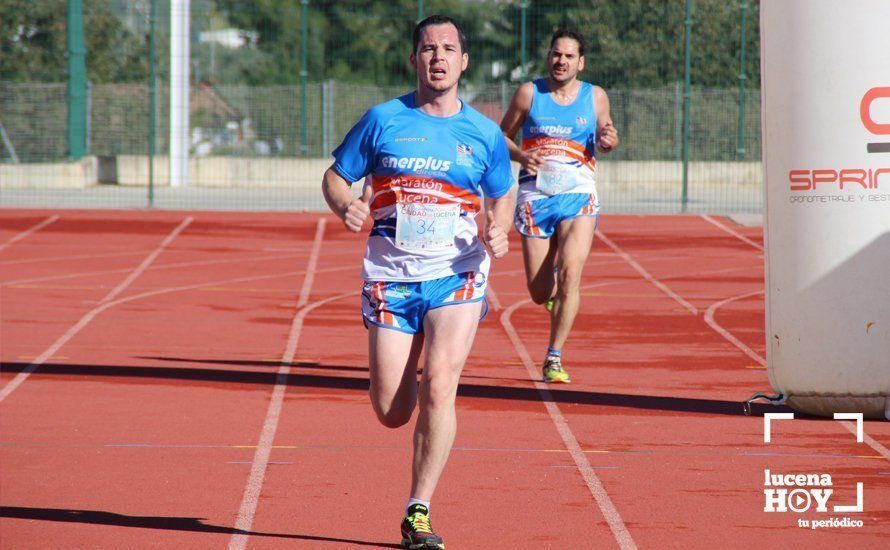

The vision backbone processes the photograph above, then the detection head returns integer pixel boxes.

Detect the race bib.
[536,160,578,196]
[395,202,460,250]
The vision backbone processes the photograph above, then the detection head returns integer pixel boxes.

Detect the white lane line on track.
[691,218,768,367]
[2,252,304,286]
[486,282,503,311]
[700,214,764,252]
[1,253,351,288]
[596,229,699,315]
[297,219,325,308]
[0,214,60,252]
[839,422,890,462]
[497,282,638,550]
[3,248,349,406]
[0,249,150,266]
[495,226,766,545]
[229,218,331,550]
[702,217,890,463]
[6,267,348,334]
[102,218,194,304]
[0,240,345,268]
[598,226,768,364]
[2,267,347,385]
[229,292,355,549]
[703,290,766,366]
[0,217,193,403]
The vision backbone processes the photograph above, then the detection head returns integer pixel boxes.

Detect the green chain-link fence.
[1,0,761,213]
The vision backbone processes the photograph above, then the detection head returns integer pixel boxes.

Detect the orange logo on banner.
[860,87,890,135]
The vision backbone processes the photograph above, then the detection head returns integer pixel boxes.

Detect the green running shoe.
[542,356,570,383]
[400,504,444,549]
[544,298,555,312]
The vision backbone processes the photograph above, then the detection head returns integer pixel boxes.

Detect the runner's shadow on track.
[138,356,523,382]
[457,382,798,417]
[139,355,372,373]
[2,360,797,417]
[0,506,402,548]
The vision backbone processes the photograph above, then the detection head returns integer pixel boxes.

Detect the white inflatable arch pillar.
[761,0,890,419]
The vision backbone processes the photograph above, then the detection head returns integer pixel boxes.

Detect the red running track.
[1,209,887,549]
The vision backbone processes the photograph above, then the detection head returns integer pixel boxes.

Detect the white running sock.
[406,498,430,513]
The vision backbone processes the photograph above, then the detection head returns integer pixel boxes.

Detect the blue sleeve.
[332,108,380,183]
[480,130,514,199]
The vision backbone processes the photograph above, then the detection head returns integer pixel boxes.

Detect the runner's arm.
[500,82,543,174]
[322,166,370,232]
[593,86,619,154]
[484,194,514,259]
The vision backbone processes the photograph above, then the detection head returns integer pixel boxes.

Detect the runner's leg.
[549,215,596,350]
[409,300,483,500]
[521,235,559,304]
[368,326,424,428]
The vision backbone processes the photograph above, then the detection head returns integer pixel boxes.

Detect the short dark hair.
[413,14,467,54]
[550,29,585,57]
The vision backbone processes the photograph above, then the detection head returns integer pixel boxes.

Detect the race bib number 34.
[395,202,461,250]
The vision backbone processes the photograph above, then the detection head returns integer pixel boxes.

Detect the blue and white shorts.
[514,193,599,238]
[361,271,488,334]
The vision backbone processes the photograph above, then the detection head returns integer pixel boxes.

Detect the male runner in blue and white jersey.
[322,14,514,549]
[500,29,619,383]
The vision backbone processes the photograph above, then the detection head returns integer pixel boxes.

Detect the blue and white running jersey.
[517,79,599,208]
[333,93,514,282]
